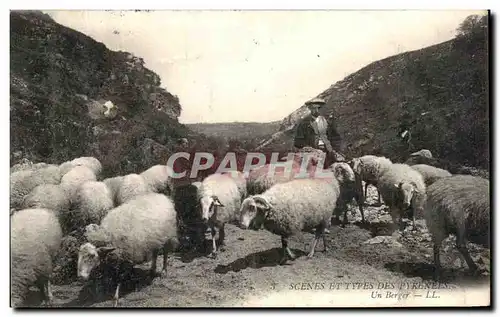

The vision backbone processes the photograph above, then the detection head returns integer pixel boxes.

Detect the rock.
[363,235,403,248]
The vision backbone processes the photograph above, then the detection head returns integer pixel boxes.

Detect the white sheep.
[77,193,179,307]
[349,155,393,206]
[59,156,102,177]
[60,165,97,203]
[239,177,340,264]
[246,156,318,196]
[103,175,124,206]
[116,173,150,205]
[10,165,62,210]
[377,163,426,232]
[11,161,53,173]
[424,175,489,279]
[140,164,174,195]
[11,208,63,307]
[64,181,114,234]
[198,173,242,258]
[410,164,452,186]
[222,170,248,200]
[20,184,70,217]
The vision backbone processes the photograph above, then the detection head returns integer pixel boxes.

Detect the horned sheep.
[424,175,490,280]
[11,208,63,307]
[77,193,179,307]
[239,176,341,264]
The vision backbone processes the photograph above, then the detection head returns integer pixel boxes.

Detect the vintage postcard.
[9,9,490,308]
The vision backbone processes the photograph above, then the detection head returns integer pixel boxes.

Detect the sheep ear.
[212,196,224,207]
[97,246,115,257]
[394,183,400,189]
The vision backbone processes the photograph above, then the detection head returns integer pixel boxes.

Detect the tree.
[456,14,488,40]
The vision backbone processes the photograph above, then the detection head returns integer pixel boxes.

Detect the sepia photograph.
[8,6,491,309]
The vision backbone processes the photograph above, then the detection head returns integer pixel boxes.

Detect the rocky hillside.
[187,121,281,149]
[10,10,196,177]
[260,14,489,169]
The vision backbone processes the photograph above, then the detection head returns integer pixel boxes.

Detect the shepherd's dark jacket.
[294,115,343,152]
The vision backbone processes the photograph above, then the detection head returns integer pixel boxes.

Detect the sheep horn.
[253,195,272,210]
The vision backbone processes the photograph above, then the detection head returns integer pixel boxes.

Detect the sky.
[45,10,486,124]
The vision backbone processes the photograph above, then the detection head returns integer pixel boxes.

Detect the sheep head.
[239,195,272,230]
[394,181,420,209]
[330,162,356,184]
[77,242,115,281]
[200,195,224,222]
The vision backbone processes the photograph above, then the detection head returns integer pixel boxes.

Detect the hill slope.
[186,121,281,148]
[10,11,196,177]
[260,15,489,169]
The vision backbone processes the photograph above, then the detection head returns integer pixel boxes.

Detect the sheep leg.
[307,225,324,259]
[217,223,226,252]
[364,183,368,201]
[150,249,158,278]
[208,226,218,258]
[113,283,121,308]
[354,189,365,223]
[377,190,381,205]
[322,232,328,253]
[46,280,53,307]
[279,237,295,264]
[36,276,52,307]
[433,242,442,281]
[456,234,478,273]
[161,242,169,278]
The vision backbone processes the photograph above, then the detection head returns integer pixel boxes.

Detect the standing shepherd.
[294,98,345,165]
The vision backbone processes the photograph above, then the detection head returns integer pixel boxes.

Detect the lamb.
[10,165,63,210]
[410,164,452,186]
[198,173,243,258]
[239,176,340,264]
[60,165,97,203]
[329,162,365,225]
[140,164,174,195]
[116,173,150,205]
[77,193,179,307]
[20,184,70,217]
[59,156,102,177]
[11,208,63,307]
[348,155,393,206]
[424,175,490,280]
[377,163,426,232]
[102,175,124,206]
[63,181,114,234]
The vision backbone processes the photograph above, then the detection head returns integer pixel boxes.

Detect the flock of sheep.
[10,148,490,308]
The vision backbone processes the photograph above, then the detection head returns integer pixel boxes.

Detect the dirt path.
[27,186,490,307]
